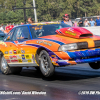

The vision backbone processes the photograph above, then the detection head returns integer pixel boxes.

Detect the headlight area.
[58,42,88,51]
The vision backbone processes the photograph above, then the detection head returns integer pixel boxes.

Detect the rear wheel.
[0,55,22,75]
[89,62,100,69]
[39,50,55,77]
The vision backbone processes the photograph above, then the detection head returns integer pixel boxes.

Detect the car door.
[11,26,37,66]
[3,28,19,64]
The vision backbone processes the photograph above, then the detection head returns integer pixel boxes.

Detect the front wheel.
[0,55,22,75]
[39,50,55,77]
[89,62,100,69]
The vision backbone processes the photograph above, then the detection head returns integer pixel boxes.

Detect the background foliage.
[0,0,100,24]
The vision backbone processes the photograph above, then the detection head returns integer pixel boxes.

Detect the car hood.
[39,33,100,48]
[55,27,93,39]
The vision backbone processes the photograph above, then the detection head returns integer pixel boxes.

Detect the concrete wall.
[84,26,100,36]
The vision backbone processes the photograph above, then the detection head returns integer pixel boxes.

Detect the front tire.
[0,55,22,75]
[89,62,100,69]
[39,50,55,77]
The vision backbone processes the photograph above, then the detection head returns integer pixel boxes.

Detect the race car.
[0,22,100,77]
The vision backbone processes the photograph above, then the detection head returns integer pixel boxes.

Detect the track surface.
[0,64,100,100]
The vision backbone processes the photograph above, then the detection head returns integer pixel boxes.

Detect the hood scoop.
[56,27,93,39]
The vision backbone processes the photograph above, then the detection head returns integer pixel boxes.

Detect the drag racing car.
[0,22,100,77]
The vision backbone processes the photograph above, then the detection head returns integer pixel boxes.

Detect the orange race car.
[0,22,100,77]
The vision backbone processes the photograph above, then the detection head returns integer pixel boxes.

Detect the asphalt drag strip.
[0,63,100,100]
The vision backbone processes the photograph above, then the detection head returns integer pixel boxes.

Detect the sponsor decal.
[17,50,21,54]
[32,26,43,30]
[18,59,22,63]
[4,51,8,54]
[51,55,56,57]
[65,31,76,36]
[13,50,17,54]
[13,55,17,59]
[9,56,13,60]
[17,55,22,59]
[21,55,25,59]
[27,59,32,63]
[6,60,10,63]
[25,55,32,59]
[11,60,18,63]
[37,41,52,46]
[9,50,13,54]
[21,50,25,54]
[5,56,9,59]
[32,22,60,26]
[58,30,63,34]
[68,28,74,32]
[52,57,58,62]
[22,59,27,62]
[0,41,7,47]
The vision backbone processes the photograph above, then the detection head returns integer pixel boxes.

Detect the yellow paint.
[65,31,76,36]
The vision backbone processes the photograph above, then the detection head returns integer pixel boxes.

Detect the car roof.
[15,22,60,28]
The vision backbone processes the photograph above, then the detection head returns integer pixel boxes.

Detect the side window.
[30,25,44,38]
[4,28,15,41]
[12,26,30,41]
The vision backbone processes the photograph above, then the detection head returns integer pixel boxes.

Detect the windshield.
[30,22,70,38]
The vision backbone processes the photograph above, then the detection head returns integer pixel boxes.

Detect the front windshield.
[30,22,70,38]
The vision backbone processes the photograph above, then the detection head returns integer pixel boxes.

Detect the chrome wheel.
[41,55,50,73]
[39,50,55,77]
[1,56,7,70]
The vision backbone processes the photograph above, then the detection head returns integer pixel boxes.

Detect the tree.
[0,0,99,24]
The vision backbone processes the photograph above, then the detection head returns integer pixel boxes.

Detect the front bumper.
[49,48,100,66]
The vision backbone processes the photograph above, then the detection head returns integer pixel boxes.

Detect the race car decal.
[22,59,27,62]
[21,55,25,60]
[5,51,8,54]
[32,26,43,30]
[13,50,17,54]
[36,41,52,46]
[12,55,17,60]
[0,41,7,47]
[17,50,21,54]
[17,55,22,59]
[6,60,10,63]
[9,50,13,54]
[5,56,9,59]
[21,50,25,54]
[11,60,18,63]
[34,38,65,45]
[18,59,22,63]
[27,59,32,63]
[65,31,76,36]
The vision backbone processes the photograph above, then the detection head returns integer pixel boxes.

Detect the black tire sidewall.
[89,62,100,69]
[0,55,11,75]
[39,50,54,77]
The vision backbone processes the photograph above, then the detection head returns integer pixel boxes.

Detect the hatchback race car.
[0,22,100,77]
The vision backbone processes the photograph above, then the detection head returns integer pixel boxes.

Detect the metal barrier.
[83,26,100,36]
